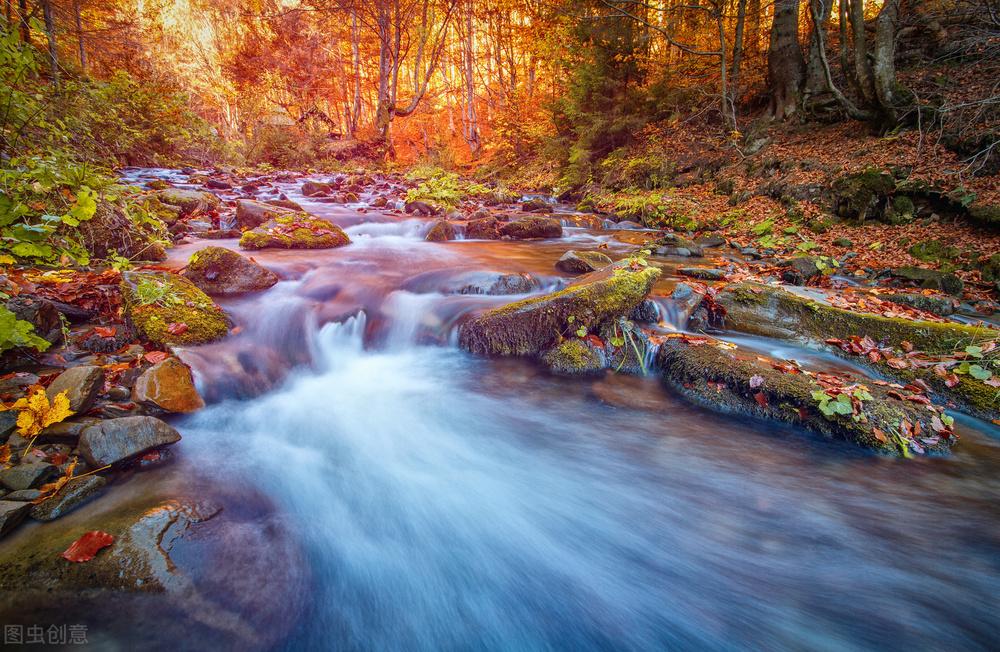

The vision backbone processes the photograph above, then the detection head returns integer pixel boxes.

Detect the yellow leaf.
[8,389,74,437]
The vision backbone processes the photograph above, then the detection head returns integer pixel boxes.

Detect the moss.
[967,203,1000,227]
[156,189,220,217]
[656,339,954,456]
[239,215,351,250]
[121,271,230,346]
[979,253,1000,283]
[832,168,895,222]
[541,339,606,375]
[908,239,960,263]
[460,266,660,356]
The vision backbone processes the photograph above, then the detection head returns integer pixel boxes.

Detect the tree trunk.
[849,0,875,105]
[804,0,832,97]
[731,0,748,101]
[872,0,904,123]
[461,0,480,153]
[17,0,28,43]
[73,0,86,72]
[41,0,58,87]
[350,6,361,136]
[767,0,806,119]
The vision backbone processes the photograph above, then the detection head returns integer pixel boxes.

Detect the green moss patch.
[239,214,351,250]
[121,271,230,345]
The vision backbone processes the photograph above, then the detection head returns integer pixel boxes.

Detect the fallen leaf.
[93,326,117,338]
[143,351,170,365]
[872,428,887,443]
[166,322,189,336]
[61,531,114,563]
[753,391,769,408]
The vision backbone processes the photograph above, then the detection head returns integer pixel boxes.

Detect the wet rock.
[3,489,41,501]
[39,417,101,444]
[556,250,613,274]
[879,292,958,317]
[521,198,553,213]
[45,365,104,413]
[133,357,205,414]
[235,199,295,230]
[78,416,181,468]
[541,339,607,376]
[79,201,167,261]
[780,256,823,285]
[630,299,660,323]
[239,214,351,250]
[460,265,660,357]
[695,234,727,248]
[404,201,437,216]
[29,476,107,521]
[183,246,278,295]
[0,501,30,537]
[301,181,332,197]
[499,216,563,239]
[266,198,304,211]
[425,220,457,242]
[205,178,232,190]
[654,233,703,257]
[466,216,500,239]
[0,412,16,439]
[0,463,57,491]
[890,266,964,296]
[370,196,389,208]
[156,189,221,217]
[678,267,726,281]
[4,295,62,346]
[121,271,230,346]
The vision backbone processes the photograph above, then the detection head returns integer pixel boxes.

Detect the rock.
[5,295,62,346]
[541,339,607,376]
[0,412,16,439]
[156,189,221,217]
[29,476,106,521]
[556,250,613,274]
[133,357,205,414]
[183,246,278,295]
[879,292,958,317]
[781,256,823,285]
[38,417,101,444]
[239,214,351,250]
[204,178,232,190]
[466,216,500,239]
[370,196,389,208]
[890,266,964,296]
[301,181,332,197]
[832,168,896,222]
[235,199,295,230]
[967,202,1000,227]
[656,337,956,456]
[3,489,41,501]
[425,220,457,242]
[833,237,853,247]
[695,234,727,248]
[0,463,57,491]
[499,216,563,239]
[521,198,553,213]
[121,271,230,346]
[654,233,703,257]
[78,416,181,468]
[460,265,660,357]
[630,299,660,323]
[45,365,104,413]
[79,201,167,261]
[0,501,30,537]
[678,267,726,281]
[404,201,437,216]
[266,198,304,211]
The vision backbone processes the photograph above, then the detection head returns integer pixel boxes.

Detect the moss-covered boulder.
[967,203,1000,227]
[890,266,964,296]
[459,265,660,357]
[182,246,278,295]
[78,201,167,262]
[466,216,500,239]
[235,200,295,231]
[425,220,457,242]
[653,232,703,257]
[499,216,563,239]
[121,271,230,346]
[239,214,350,250]
[657,338,957,456]
[977,253,1000,283]
[832,168,895,222]
[155,189,220,217]
[541,339,607,375]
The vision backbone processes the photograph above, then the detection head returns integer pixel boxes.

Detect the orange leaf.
[166,322,189,336]
[61,531,114,563]
[93,326,117,338]
[143,351,170,365]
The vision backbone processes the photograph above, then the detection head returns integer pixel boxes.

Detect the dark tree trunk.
[41,0,58,87]
[804,0,832,97]
[17,0,28,42]
[767,0,806,119]
[73,0,86,71]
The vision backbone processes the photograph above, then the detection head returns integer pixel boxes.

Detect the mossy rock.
[908,239,960,264]
[555,250,613,274]
[155,189,221,217]
[498,216,562,239]
[239,214,350,250]
[459,265,661,357]
[883,195,916,225]
[832,168,895,222]
[979,253,1000,283]
[967,203,1000,227]
[121,271,230,346]
[235,200,295,231]
[425,220,457,242]
[183,246,278,295]
[656,338,956,456]
[890,266,964,296]
[541,339,607,376]
[77,201,167,262]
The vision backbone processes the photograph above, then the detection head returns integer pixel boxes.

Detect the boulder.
[460,265,660,357]
[654,233,703,257]
[266,198,304,211]
[0,501,31,538]
[156,189,221,217]
[831,168,896,222]
[133,357,205,414]
[239,215,351,250]
[890,266,964,296]
[370,196,389,208]
[5,295,62,346]
[0,463,57,491]
[301,181,332,197]
[235,200,295,230]
[45,365,104,413]
[183,246,278,295]
[425,220,457,242]
[121,271,230,346]
[678,267,727,281]
[78,416,181,468]
[499,216,563,239]
[695,234,727,248]
[780,256,824,285]
[404,201,437,216]
[556,250,613,274]
[521,198,553,213]
[466,217,500,240]
[78,201,167,262]
[204,178,232,190]
[541,339,607,376]
[29,476,106,522]
[878,292,958,317]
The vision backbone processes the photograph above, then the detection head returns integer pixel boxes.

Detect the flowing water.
[103,171,1000,649]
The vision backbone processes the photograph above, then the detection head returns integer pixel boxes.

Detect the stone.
[45,365,105,413]
[133,357,205,414]
[556,250,613,274]
[3,489,42,501]
[466,217,500,239]
[0,463,57,491]
[29,476,106,522]
[121,271,230,346]
[781,256,824,285]
[78,416,181,468]
[541,339,607,376]
[521,198,553,213]
[0,501,31,537]
[499,216,562,239]
[654,233,703,257]
[156,189,221,217]
[204,178,232,190]
[235,200,295,230]
[890,266,964,296]
[695,234,727,248]
[678,267,726,281]
[879,292,958,317]
[239,215,351,250]
[404,201,437,216]
[5,295,62,346]
[301,181,332,197]
[425,220,457,242]
[183,246,278,295]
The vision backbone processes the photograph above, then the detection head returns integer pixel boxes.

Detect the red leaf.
[872,428,888,443]
[900,340,914,353]
[166,322,189,336]
[753,391,769,408]
[61,531,114,563]
[867,350,882,363]
[143,351,170,365]
[93,326,117,338]
[886,358,909,370]
[945,374,960,388]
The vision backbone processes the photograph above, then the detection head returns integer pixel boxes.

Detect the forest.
[0,0,998,650]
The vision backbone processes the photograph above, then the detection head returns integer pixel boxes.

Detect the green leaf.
[575,326,587,338]
[965,345,984,359]
[0,306,50,353]
[969,365,992,381]
[811,390,832,402]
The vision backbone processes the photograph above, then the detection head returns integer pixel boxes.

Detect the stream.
[87,171,1000,649]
